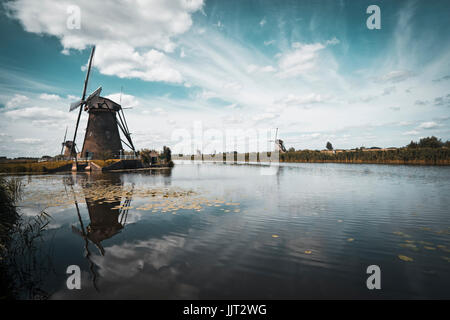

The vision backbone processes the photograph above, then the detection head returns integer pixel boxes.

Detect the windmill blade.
[86,86,102,102]
[60,126,68,155]
[70,45,96,162]
[69,100,84,112]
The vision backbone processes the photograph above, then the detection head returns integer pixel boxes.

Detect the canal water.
[7,162,450,299]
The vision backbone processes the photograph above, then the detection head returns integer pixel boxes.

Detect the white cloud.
[402,130,420,135]
[275,38,339,79]
[225,103,240,110]
[253,112,279,122]
[93,43,182,83]
[259,18,266,27]
[106,93,140,109]
[39,93,60,101]
[418,121,438,129]
[5,107,70,122]
[5,0,203,52]
[5,94,29,108]
[153,107,168,116]
[223,81,242,91]
[197,90,217,100]
[277,42,325,78]
[5,0,204,83]
[246,64,276,74]
[14,138,41,143]
[300,133,321,139]
[264,40,275,46]
[279,93,326,106]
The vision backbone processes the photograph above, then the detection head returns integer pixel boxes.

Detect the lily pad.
[398,255,413,262]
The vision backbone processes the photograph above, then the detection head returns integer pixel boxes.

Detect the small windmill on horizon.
[67,46,136,160]
[269,128,287,153]
[60,125,78,158]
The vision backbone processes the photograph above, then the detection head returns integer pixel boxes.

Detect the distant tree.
[288,147,295,152]
[326,142,333,151]
[418,136,443,148]
[407,140,418,148]
[160,146,172,162]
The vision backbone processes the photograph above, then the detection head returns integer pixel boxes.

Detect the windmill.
[60,126,77,158]
[69,46,136,161]
[269,128,287,153]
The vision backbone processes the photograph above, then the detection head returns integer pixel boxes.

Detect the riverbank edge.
[278,159,450,165]
[174,159,450,166]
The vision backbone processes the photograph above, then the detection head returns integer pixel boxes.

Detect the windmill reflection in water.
[63,175,134,290]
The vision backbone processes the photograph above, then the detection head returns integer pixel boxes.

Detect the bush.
[140,148,154,166]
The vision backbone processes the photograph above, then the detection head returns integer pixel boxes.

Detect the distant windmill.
[60,126,78,158]
[269,128,287,153]
[68,46,136,161]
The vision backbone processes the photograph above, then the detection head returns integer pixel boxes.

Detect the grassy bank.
[0,160,72,173]
[181,147,450,165]
[91,159,120,168]
[279,148,450,165]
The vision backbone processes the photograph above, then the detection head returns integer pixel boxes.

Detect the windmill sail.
[69,87,102,112]
[70,45,96,160]
[60,126,68,155]
[86,86,102,102]
[69,100,83,112]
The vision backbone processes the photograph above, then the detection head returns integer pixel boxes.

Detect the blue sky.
[0,0,449,157]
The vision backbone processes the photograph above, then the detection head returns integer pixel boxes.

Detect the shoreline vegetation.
[0,176,52,299]
[1,137,450,173]
[0,146,174,174]
[176,136,450,166]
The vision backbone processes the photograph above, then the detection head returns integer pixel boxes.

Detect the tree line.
[280,136,450,165]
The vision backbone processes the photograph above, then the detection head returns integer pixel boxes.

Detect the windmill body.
[81,96,123,159]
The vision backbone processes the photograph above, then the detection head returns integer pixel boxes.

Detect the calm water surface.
[10,162,450,299]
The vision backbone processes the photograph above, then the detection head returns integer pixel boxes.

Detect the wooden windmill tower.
[69,46,136,160]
